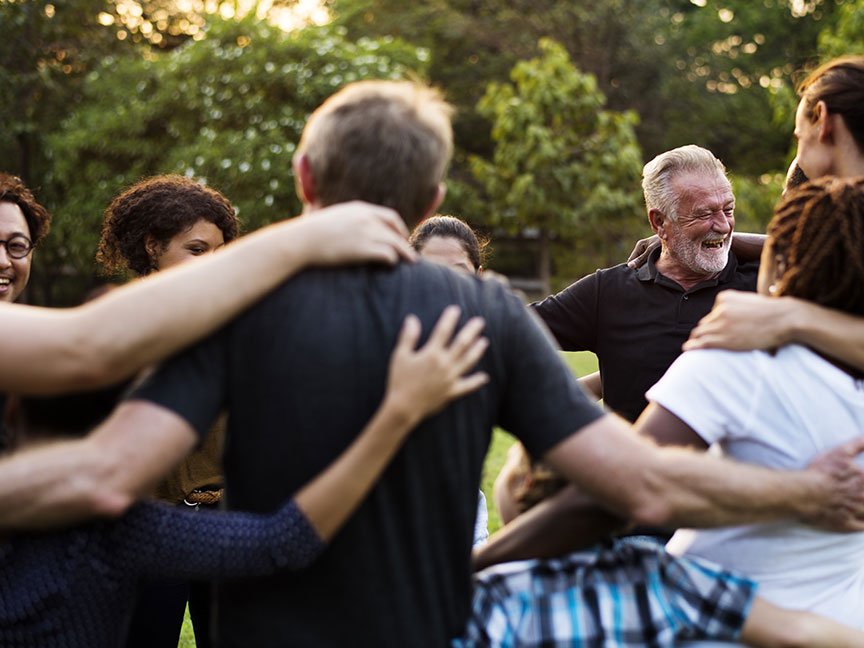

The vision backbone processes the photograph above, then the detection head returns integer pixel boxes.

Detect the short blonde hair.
[297,80,453,227]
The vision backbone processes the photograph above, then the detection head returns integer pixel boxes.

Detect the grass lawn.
[178,351,598,645]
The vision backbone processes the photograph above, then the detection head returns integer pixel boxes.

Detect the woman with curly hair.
[97,175,242,648]
[0,173,52,303]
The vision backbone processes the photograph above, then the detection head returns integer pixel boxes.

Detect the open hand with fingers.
[800,436,864,531]
[384,305,489,429]
[297,201,417,267]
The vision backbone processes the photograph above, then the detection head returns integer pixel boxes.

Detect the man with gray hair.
[532,145,758,422]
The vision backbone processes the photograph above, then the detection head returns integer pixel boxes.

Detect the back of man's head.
[642,144,728,220]
[296,80,453,228]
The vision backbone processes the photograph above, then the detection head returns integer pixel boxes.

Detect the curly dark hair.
[409,214,488,271]
[0,174,52,245]
[97,175,239,276]
[769,176,864,316]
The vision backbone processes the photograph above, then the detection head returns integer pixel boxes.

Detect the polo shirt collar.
[637,246,740,289]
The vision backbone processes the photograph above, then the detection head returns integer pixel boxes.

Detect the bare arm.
[0,402,198,528]
[295,307,489,541]
[472,404,703,569]
[543,413,864,531]
[0,202,414,394]
[472,485,627,571]
[684,290,864,371]
[577,371,602,400]
[627,232,764,269]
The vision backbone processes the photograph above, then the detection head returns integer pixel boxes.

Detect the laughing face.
[664,171,735,276]
[0,201,33,302]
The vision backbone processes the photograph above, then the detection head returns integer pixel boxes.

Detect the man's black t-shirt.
[532,251,759,422]
[132,260,603,647]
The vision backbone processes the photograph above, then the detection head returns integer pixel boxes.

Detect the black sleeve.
[496,291,605,459]
[529,273,600,352]
[108,500,325,580]
[128,328,228,442]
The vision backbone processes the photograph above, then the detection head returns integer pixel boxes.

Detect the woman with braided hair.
[637,176,864,637]
[686,55,864,371]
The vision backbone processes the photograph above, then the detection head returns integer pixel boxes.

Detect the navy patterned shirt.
[0,499,322,647]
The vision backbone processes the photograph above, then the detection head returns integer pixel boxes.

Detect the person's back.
[660,344,864,625]
[134,259,598,645]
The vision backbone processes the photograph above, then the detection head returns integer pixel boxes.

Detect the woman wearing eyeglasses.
[0,174,51,303]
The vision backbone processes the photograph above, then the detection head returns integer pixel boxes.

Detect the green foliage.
[819,0,864,57]
[46,16,426,277]
[730,171,785,233]
[470,39,644,282]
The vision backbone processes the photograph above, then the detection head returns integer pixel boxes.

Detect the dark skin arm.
[472,411,708,571]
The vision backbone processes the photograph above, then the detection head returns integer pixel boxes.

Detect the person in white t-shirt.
[641,175,864,630]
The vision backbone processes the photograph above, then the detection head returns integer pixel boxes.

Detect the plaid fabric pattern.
[457,537,756,648]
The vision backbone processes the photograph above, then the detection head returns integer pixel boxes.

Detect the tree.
[46,15,426,285]
[470,39,644,294]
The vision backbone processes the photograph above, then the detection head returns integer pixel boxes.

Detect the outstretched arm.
[119,307,489,578]
[1,202,415,395]
[543,413,864,532]
[684,290,864,371]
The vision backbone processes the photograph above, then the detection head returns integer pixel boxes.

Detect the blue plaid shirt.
[457,537,756,647]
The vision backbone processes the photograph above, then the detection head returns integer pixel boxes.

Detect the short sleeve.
[497,294,604,458]
[129,328,228,442]
[645,349,761,446]
[530,273,599,352]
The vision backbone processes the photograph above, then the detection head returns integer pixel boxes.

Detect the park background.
[2,1,863,644]
[4,0,864,304]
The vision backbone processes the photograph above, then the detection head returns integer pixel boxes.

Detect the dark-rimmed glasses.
[0,235,34,259]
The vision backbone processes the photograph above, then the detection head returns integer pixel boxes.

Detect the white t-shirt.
[647,345,864,628]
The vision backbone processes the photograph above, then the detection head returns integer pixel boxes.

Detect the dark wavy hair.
[769,176,864,315]
[97,175,239,276]
[409,215,488,271]
[0,174,52,245]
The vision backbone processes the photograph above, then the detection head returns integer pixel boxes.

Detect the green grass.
[178,351,598,645]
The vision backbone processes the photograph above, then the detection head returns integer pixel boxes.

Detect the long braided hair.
[768,176,864,315]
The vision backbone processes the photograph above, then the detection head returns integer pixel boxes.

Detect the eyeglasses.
[0,235,34,259]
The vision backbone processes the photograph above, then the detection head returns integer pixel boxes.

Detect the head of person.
[642,145,735,277]
[493,442,568,525]
[293,80,454,229]
[96,175,239,276]
[5,381,130,451]
[410,215,486,274]
[0,174,52,302]
[795,56,864,180]
[759,176,864,317]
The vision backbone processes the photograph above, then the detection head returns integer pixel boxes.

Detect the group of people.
[0,53,862,648]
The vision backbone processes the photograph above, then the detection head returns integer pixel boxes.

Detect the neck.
[655,249,720,291]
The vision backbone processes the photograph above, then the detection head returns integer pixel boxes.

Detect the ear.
[293,154,318,206]
[648,208,669,240]
[815,100,835,143]
[420,183,447,221]
[144,235,160,265]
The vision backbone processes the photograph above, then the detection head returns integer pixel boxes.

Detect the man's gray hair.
[642,145,728,221]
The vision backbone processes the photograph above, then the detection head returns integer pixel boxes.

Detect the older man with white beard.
[532,145,757,423]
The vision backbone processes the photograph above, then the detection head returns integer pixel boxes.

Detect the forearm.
[784,298,864,371]
[472,485,627,571]
[730,232,766,263]
[577,371,602,400]
[544,417,827,531]
[293,395,420,542]
[0,220,314,394]
[0,438,132,528]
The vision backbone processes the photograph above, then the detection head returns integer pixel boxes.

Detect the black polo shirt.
[132,260,603,647]
[532,250,759,422]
